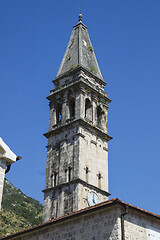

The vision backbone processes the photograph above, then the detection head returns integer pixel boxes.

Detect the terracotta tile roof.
[1,198,160,240]
[115,198,160,219]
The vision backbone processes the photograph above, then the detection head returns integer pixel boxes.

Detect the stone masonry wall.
[36,206,160,240]
[15,206,121,240]
[44,66,110,221]
[123,208,160,240]
[77,183,108,210]
[43,123,109,222]
[79,126,108,192]
[3,203,160,240]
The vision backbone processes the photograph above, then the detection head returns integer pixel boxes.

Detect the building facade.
[0,138,18,210]
[43,14,112,222]
[2,199,160,240]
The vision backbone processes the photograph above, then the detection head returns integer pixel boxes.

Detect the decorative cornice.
[53,65,106,86]
[43,118,113,141]
[43,178,111,197]
[48,77,111,103]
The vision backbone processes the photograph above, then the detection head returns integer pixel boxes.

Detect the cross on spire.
[79,13,82,22]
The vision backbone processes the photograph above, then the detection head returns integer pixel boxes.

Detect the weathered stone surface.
[4,203,160,240]
[43,16,112,222]
[56,16,103,80]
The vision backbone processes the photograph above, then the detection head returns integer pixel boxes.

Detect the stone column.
[62,100,69,124]
[75,93,85,119]
[92,101,97,125]
[49,105,57,130]
[0,159,6,210]
[102,110,108,133]
[65,102,70,122]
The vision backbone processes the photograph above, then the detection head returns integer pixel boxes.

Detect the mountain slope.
[0,179,43,237]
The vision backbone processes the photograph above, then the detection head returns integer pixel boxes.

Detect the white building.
[0,137,18,210]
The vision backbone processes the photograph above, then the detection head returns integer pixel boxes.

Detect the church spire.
[43,16,111,222]
[56,14,103,80]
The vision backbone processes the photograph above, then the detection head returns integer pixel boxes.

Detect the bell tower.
[43,14,112,222]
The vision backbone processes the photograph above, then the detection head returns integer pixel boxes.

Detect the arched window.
[65,166,72,182]
[54,172,58,187]
[69,98,75,119]
[85,98,92,122]
[96,106,103,127]
[65,169,68,182]
[56,103,62,124]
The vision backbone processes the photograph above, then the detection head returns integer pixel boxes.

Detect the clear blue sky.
[0,0,160,214]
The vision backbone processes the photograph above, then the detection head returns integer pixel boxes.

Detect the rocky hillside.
[0,179,43,238]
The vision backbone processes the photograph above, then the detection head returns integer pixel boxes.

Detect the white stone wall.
[17,207,121,240]
[4,204,160,240]
[77,183,108,210]
[79,126,108,192]
[43,182,79,221]
[43,123,109,222]
[0,159,6,210]
[147,226,160,239]
[123,208,160,240]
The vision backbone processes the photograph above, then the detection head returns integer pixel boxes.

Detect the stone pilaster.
[75,93,85,119]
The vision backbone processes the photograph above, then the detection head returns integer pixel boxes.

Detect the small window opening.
[54,172,58,187]
[65,169,68,182]
[64,198,68,210]
[69,98,75,119]
[85,98,92,121]
[56,103,62,124]
[97,173,102,189]
[96,106,103,127]
[65,166,72,182]
[85,167,89,183]
[51,173,53,187]
[68,166,72,182]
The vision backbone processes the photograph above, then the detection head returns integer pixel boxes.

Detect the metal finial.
[79,13,82,22]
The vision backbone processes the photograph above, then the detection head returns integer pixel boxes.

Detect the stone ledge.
[53,65,106,86]
[43,178,111,197]
[44,118,113,142]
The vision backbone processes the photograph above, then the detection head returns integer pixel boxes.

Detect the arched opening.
[85,98,92,122]
[56,103,62,124]
[54,172,58,187]
[69,98,75,119]
[96,106,103,127]
[65,166,72,182]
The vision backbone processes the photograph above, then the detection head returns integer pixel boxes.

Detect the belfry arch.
[85,98,92,122]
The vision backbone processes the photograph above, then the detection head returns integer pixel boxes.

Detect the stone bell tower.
[43,14,112,222]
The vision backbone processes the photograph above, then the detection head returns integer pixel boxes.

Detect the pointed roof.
[56,14,103,80]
